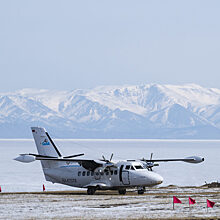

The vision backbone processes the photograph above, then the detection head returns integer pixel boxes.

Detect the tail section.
[31,127,62,158]
[31,127,62,171]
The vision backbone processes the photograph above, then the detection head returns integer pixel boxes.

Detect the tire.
[137,190,145,195]
[118,189,126,195]
[87,187,96,195]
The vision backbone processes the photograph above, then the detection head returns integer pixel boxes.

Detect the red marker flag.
[173,196,182,203]
[189,197,196,205]
[207,199,215,208]
[43,184,45,191]
[173,196,182,209]
[0,186,1,192]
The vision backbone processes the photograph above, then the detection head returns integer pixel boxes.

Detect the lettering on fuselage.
[62,178,77,183]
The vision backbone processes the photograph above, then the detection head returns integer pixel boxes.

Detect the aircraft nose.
[152,173,163,185]
[155,174,163,184]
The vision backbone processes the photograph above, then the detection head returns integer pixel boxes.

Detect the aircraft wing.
[142,156,204,164]
[35,157,104,171]
[15,154,104,171]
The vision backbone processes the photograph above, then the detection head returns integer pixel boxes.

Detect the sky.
[0,0,220,92]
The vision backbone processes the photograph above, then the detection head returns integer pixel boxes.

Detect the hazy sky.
[0,0,220,92]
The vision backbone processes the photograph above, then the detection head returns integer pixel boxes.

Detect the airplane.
[14,127,204,195]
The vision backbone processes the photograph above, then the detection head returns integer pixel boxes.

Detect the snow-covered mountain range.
[1,84,220,138]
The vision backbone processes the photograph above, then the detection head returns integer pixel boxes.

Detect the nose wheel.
[137,187,145,194]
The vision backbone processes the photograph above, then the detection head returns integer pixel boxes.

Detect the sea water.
[1,139,219,192]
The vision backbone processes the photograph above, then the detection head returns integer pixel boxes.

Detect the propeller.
[100,153,116,170]
[141,153,159,171]
[101,153,114,163]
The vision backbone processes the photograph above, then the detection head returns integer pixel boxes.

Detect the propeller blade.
[110,153,113,161]
[102,155,106,161]
[150,153,153,160]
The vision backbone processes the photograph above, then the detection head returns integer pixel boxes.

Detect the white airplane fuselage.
[43,161,163,190]
[14,127,204,195]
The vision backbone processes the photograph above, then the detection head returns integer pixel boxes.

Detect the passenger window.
[87,171,90,176]
[114,170,117,175]
[78,171,81,176]
[91,171,94,176]
[82,171,86,176]
[125,165,130,170]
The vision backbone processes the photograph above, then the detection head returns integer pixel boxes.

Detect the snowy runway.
[0,186,219,219]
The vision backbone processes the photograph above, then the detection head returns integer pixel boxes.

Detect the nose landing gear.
[137,186,145,194]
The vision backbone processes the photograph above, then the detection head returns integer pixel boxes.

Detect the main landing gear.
[87,187,145,195]
[87,187,96,195]
[118,189,126,195]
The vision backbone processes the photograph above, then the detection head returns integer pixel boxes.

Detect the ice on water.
[1,139,220,192]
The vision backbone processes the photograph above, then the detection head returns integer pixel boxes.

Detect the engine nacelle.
[14,154,35,163]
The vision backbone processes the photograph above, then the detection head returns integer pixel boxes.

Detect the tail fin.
[31,127,62,158]
[31,127,62,170]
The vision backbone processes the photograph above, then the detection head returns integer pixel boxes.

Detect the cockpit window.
[130,166,135,170]
[134,165,143,169]
[125,165,130,170]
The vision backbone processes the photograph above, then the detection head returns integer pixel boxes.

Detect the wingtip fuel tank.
[183,156,204,163]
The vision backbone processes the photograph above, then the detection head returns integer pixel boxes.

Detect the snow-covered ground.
[0,186,219,219]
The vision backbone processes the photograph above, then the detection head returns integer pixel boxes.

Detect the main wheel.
[118,189,126,195]
[137,189,145,194]
[87,187,96,195]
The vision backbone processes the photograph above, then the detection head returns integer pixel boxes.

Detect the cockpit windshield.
[134,165,143,169]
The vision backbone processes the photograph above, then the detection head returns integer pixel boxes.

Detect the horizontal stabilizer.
[14,154,35,163]
[63,153,84,159]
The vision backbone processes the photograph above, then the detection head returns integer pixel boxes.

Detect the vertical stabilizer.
[31,127,62,157]
[31,127,62,170]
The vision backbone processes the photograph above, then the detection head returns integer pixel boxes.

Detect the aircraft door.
[122,171,130,185]
[119,165,130,185]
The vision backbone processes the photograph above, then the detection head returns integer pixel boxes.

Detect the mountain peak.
[0,84,220,138]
